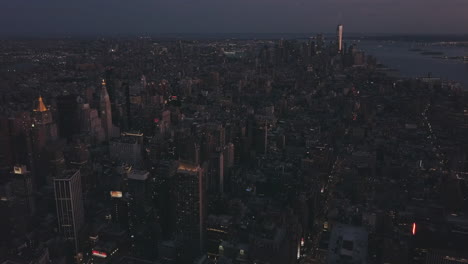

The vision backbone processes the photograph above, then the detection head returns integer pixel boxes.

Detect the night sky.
[1,0,467,36]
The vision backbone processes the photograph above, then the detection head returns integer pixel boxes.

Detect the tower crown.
[100,79,110,100]
[34,96,48,112]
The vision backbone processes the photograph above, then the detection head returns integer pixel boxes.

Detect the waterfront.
[357,40,468,88]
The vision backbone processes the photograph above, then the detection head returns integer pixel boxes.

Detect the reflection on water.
[356,40,468,89]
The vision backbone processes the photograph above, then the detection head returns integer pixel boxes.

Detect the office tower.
[104,67,116,102]
[222,143,235,193]
[110,190,128,228]
[127,169,149,207]
[0,117,13,170]
[177,138,200,165]
[31,96,58,186]
[224,143,235,169]
[2,112,33,171]
[208,151,224,194]
[206,215,232,258]
[54,170,85,253]
[126,169,155,257]
[33,96,52,125]
[79,103,105,144]
[11,165,35,215]
[109,131,143,165]
[100,79,113,141]
[66,140,93,193]
[32,96,58,147]
[316,34,325,51]
[5,164,35,240]
[124,82,132,129]
[307,37,316,57]
[57,94,80,141]
[337,24,343,53]
[174,162,206,259]
[44,143,67,185]
[200,133,217,164]
[255,124,268,155]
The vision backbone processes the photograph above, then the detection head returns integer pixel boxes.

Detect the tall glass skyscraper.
[337,24,343,53]
[54,169,84,253]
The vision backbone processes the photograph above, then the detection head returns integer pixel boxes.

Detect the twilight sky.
[0,0,467,36]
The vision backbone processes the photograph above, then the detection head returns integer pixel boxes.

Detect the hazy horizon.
[1,0,467,37]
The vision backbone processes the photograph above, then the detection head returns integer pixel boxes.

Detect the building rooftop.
[177,162,200,173]
[55,169,80,180]
[116,256,159,264]
[328,224,368,264]
[127,169,149,181]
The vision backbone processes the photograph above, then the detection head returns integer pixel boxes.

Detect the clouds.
[0,0,466,35]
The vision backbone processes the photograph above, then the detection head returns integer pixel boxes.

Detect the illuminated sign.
[92,250,107,258]
[14,166,24,174]
[412,223,416,235]
[301,237,305,247]
[110,191,122,198]
[153,118,160,123]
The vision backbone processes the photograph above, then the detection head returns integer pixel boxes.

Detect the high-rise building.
[57,94,80,141]
[31,96,58,186]
[255,124,268,155]
[337,24,344,53]
[2,112,33,171]
[33,96,53,125]
[208,151,224,194]
[110,190,128,228]
[206,215,232,258]
[100,79,113,141]
[54,169,85,253]
[11,165,35,216]
[79,103,105,144]
[109,131,143,166]
[174,162,206,258]
[316,34,325,51]
[126,169,155,257]
[0,117,13,170]
[224,143,235,169]
[31,96,57,147]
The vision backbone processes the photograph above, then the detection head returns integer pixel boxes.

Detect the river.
[355,40,468,89]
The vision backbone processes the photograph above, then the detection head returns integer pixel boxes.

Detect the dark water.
[356,40,468,89]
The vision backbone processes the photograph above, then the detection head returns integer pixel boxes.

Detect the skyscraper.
[208,150,224,194]
[174,162,206,258]
[57,94,80,140]
[11,165,35,216]
[337,24,343,53]
[31,96,58,186]
[33,96,52,124]
[255,124,268,155]
[100,79,113,141]
[54,169,85,253]
[32,96,57,146]
[316,34,325,51]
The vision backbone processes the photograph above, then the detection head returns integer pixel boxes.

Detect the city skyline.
[1,2,468,262]
[1,0,467,36]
